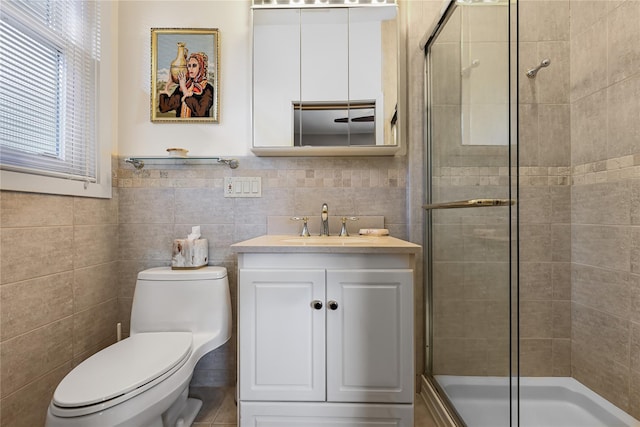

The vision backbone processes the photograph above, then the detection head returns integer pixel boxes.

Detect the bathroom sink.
[231,234,422,253]
[281,236,371,245]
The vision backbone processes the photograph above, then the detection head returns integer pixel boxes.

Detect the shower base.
[432,375,640,427]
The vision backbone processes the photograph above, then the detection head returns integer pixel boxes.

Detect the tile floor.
[191,387,237,426]
[190,387,437,426]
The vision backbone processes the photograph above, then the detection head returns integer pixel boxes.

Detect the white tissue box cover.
[172,238,208,269]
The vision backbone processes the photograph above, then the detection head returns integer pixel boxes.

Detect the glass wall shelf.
[124,157,239,170]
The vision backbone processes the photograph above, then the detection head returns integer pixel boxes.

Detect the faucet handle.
[339,216,359,237]
[291,216,311,237]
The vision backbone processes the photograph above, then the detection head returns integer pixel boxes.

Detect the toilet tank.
[130,266,231,336]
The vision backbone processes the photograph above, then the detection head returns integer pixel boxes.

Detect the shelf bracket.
[218,158,240,169]
[125,158,145,169]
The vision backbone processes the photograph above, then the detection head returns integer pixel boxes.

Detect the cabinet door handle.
[328,300,339,310]
[311,300,323,310]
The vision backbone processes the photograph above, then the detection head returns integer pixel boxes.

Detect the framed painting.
[151,28,220,123]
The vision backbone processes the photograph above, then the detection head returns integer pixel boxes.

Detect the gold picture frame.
[151,28,220,123]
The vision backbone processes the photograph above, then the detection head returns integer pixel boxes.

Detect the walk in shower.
[421,0,640,426]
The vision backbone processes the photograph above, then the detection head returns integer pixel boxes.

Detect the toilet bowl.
[45,266,232,427]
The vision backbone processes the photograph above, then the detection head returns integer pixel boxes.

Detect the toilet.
[45,266,232,427]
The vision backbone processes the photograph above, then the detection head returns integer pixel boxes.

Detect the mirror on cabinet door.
[251,5,399,156]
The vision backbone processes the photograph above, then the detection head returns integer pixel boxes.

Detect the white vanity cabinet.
[232,238,420,427]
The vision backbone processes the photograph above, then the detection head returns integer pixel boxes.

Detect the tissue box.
[172,238,208,269]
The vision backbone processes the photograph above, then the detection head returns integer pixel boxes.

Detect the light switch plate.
[224,177,262,198]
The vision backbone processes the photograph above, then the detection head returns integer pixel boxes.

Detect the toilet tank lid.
[138,266,227,281]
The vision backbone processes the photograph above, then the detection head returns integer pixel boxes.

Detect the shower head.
[461,59,480,76]
[526,58,551,78]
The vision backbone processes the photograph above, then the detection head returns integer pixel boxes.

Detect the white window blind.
[0,0,100,182]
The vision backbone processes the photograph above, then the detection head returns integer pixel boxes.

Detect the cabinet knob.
[311,300,323,310]
[328,300,339,310]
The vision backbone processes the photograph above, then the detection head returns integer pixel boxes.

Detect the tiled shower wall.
[517,167,571,376]
[429,3,638,406]
[570,155,640,417]
[521,0,640,417]
[431,166,513,376]
[519,0,572,377]
[568,0,640,418]
[429,4,519,377]
[424,0,571,381]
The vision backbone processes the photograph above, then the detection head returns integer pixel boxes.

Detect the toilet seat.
[51,332,192,417]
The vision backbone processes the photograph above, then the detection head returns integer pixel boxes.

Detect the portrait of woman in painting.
[151,28,219,123]
[159,52,214,118]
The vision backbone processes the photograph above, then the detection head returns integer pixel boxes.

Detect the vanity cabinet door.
[239,269,326,402]
[326,269,414,404]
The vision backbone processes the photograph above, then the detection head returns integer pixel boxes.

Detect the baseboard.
[419,375,458,427]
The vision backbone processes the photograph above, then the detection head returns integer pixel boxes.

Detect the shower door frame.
[421,0,520,425]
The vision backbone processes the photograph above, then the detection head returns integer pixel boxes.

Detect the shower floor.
[435,375,640,427]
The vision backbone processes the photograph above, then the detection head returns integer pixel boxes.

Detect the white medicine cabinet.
[251,5,400,156]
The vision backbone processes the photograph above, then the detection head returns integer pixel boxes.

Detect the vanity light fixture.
[456,0,505,4]
[252,0,396,8]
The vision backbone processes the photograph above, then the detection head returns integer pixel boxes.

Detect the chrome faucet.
[320,203,329,236]
[291,216,311,237]
[339,216,359,237]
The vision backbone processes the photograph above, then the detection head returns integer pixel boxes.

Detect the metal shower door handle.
[423,199,515,210]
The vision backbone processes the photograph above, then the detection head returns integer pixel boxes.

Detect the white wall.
[118,0,253,157]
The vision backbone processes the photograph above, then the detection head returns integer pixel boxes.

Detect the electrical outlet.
[224,177,262,198]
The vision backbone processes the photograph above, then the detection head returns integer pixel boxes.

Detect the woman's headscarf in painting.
[181,52,210,117]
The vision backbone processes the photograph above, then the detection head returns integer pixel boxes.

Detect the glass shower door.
[424,1,517,426]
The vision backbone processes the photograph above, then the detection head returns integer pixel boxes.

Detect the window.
[0,0,112,198]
